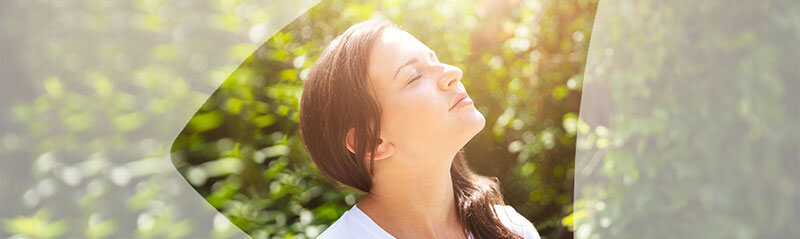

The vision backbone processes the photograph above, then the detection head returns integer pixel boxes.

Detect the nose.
[437,64,464,91]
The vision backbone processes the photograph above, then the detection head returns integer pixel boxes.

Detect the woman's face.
[366,28,486,162]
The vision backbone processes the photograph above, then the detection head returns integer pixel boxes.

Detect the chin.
[472,106,487,128]
[450,107,487,148]
[465,107,487,138]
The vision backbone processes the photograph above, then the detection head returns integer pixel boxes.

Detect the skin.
[344,28,487,238]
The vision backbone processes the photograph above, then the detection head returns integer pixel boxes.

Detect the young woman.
[299,18,540,239]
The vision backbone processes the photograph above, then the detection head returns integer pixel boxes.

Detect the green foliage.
[565,0,799,238]
[2,209,68,239]
[171,0,598,238]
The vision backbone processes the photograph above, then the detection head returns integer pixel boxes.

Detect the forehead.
[367,28,429,82]
[372,28,425,55]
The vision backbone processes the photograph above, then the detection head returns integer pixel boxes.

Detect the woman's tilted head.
[298,18,485,190]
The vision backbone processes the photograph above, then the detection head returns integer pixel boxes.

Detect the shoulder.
[492,204,541,239]
[315,212,353,239]
[316,205,395,239]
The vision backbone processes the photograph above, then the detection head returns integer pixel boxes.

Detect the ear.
[345,128,394,160]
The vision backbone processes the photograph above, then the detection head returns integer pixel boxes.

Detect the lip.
[449,92,472,111]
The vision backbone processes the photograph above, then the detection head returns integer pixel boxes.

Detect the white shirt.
[316,203,541,239]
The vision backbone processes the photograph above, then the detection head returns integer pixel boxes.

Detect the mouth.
[449,92,470,111]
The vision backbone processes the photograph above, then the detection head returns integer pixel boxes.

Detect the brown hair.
[298,18,524,239]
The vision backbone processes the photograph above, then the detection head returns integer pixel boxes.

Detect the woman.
[298,18,540,239]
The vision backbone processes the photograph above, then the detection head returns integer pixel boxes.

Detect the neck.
[358,153,466,238]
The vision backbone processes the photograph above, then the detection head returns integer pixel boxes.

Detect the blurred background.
[10,0,795,239]
[168,0,596,238]
[572,0,799,238]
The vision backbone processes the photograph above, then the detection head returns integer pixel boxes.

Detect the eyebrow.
[392,57,418,82]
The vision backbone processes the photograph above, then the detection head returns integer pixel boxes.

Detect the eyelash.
[406,53,436,86]
[408,73,423,85]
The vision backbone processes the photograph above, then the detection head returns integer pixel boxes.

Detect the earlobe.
[372,139,394,160]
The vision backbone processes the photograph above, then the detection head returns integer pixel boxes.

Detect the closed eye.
[407,73,423,85]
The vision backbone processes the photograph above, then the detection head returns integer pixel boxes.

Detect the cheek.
[381,91,447,138]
